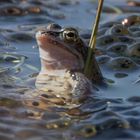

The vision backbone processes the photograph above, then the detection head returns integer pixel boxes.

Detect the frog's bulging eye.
[62,28,79,42]
[47,23,62,31]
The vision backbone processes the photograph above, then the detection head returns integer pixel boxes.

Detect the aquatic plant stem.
[84,0,104,77]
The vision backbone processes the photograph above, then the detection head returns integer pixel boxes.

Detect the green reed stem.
[84,0,104,77]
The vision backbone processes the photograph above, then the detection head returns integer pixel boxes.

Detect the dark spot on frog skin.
[32,101,39,106]
[41,94,49,98]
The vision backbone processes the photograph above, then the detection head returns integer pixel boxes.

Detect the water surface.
[0,0,140,139]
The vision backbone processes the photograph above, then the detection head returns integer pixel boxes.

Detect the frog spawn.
[106,44,127,56]
[126,42,140,58]
[72,109,130,139]
[105,24,131,36]
[0,5,44,16]
[0,1,140,140]
[96,15,140,78]
[107,57,137,71]
[128,25,140,37]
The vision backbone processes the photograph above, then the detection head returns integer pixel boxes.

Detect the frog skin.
[25,23,104,106]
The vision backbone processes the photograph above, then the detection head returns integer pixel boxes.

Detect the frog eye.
[62,28,79,42]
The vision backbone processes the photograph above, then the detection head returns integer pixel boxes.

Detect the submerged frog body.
[23,23,103,107]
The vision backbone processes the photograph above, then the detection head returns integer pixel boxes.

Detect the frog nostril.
[41,31,46,34]
[45,31,59,36]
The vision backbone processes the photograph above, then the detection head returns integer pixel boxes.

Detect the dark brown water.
[0,0,140,139]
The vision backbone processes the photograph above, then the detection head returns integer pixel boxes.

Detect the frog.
[23,23,104,108]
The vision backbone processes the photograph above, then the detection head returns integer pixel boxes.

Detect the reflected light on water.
[122,18,128,25]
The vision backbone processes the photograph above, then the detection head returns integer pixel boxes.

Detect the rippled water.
[0,0,140,139]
